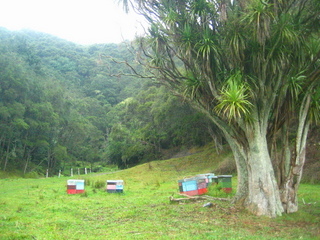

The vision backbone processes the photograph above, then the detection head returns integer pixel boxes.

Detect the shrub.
[94,180,105,189]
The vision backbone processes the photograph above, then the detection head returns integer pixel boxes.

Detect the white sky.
[0,0,147,45]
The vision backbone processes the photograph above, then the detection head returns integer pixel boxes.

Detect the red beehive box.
[67,179,85,194]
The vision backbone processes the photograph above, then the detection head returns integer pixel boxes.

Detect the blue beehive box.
[76,181,85,190]
[178,176,208,196]
[181,178,197,190]
[178,173,217,196]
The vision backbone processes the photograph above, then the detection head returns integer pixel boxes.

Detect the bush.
[94,180,105,189]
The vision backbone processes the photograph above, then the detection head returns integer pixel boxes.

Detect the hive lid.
[67,179,84,185]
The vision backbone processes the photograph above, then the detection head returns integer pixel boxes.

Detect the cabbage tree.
[118,0,320,217]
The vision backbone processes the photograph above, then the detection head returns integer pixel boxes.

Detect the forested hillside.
[0,28,215,176]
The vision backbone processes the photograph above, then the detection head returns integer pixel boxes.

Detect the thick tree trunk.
[244,134,284,217]
[197,105,284,217]
[230,129,284,217]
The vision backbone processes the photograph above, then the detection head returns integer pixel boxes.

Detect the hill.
[0,28,216,174]
[0,27,144,174]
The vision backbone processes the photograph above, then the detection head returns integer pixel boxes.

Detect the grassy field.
[1,149,319,240]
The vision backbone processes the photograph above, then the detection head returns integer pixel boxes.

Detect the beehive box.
[197,177,208,195]
[217,175,232,193]
[178,177,198,196]
[106,180,124,193]
[196,173,217,185]
[178,176,209,196]
[67,179,85,194]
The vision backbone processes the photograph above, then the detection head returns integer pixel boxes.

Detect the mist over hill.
[0,28,215,175]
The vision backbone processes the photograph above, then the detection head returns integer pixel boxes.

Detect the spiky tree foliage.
[119,0,320,217]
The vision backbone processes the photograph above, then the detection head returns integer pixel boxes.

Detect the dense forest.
[0,27,216,176]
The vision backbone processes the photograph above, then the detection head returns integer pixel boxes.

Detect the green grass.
[0,150,319,240]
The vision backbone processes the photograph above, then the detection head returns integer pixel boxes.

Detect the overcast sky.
[0,0,147,45]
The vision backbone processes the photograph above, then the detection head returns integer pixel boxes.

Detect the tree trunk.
[246,135,284,217]
[47,147,53,176]
[279,134,308,213]
[3,138,11,171]
[280,96,310,213]
[231,129,284,217]
[224,135,249,206]
[22,140,28,174]
[24,152,31,175]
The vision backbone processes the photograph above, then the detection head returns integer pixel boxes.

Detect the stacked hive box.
[197,176,208,195]
[106,180,124,193]
[196,173,217,185]
[67,179,85,194]
[178,175,211,196]
[217,175,232,193]
[178,177,198,196]
[178,173,233,196]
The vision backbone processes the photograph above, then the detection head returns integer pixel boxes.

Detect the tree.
[119,0,320,217]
